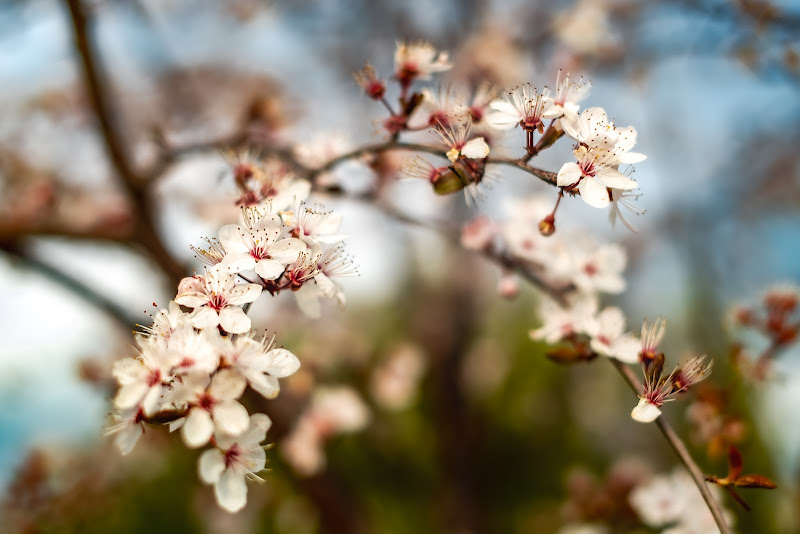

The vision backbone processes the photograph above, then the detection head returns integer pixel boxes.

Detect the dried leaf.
[734,474,778,489]
[727,445,743,481]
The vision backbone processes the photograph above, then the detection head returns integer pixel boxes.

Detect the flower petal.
[182,408,215,448]
[198,448,225,484]
[219,307,251,334]
[631,398,661,423]
[215,468,248,513]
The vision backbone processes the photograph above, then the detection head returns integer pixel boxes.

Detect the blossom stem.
[609,359,732,534]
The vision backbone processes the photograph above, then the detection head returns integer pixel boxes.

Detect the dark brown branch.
[0,243,140,330]
[65,0,187,284]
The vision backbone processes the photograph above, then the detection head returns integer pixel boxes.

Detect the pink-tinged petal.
[631,398,661,423]
[239,413,272,446]
[227,283,262,305]
[215,468,248,513]
[269,238,305,262]
[218,225,250,253]
[209,369,248,400]
[214,401,250,436]
[112,358,146,384]
[219,307,251,334]
[115,423,143,455]
[191,307,221,330]
[115,382,149,410]
[596,167,637,190]
[266,348,301,377]
[557,162,584,187]
[578,177,611,208]
[198,448,225,484]
[462,137,490,159]
[182,408,214,448]
[254,259,286,281]
[141,386,165,415]
[295,284,323,319]
[248,374,280,399]
[223,253,257,274]
[175,294,207,309]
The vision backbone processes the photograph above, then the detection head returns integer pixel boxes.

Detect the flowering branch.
[610,359,733,534]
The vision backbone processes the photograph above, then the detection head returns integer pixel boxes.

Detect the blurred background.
[1,0,799,532]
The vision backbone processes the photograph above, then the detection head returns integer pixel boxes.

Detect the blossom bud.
[177,275,205,296]
[461,216,496,251]
[497,273,519,299]
[538,214,556,236]
[431,169,466,195]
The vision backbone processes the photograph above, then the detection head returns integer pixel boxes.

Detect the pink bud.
[461,216,497,251]
[497,273,519,299]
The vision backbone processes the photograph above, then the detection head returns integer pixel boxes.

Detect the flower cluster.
[281,386,370,477]
[107,157,357,512]
[631,320,712,423]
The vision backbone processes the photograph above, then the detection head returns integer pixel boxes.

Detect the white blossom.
[198,413,272,513]
[485,83,548,131]
[530,295,599,344]
[542,70,591,123]
[220,207,305,280]
[590,307,641,363]
[394,41,451,81]
[216,334,301,399]
[175,265,262,334]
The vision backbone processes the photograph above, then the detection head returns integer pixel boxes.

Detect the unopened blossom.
[571,243,627,294]
[530,295,599,344]
[631,355,713,423]
[216,334,301,399]
[198,413,272,513]
[461,215,498,251]
[485,83,548,132]
[394,41,451,84]
[543,70,591,123]
[590,307,641,364]
[432,119,490,162]
[220,207,305,281]
[176,266,261,334]
[353,63,385,100]
[640,318,667,366]
[175,370,250,449]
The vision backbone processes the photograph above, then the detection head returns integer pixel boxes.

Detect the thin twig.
[0,245,140,330]
[609,359,732,534]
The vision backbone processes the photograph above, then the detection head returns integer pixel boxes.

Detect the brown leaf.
[727,445,743,481]
[724,485,751,511]
[734,474,778,489]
